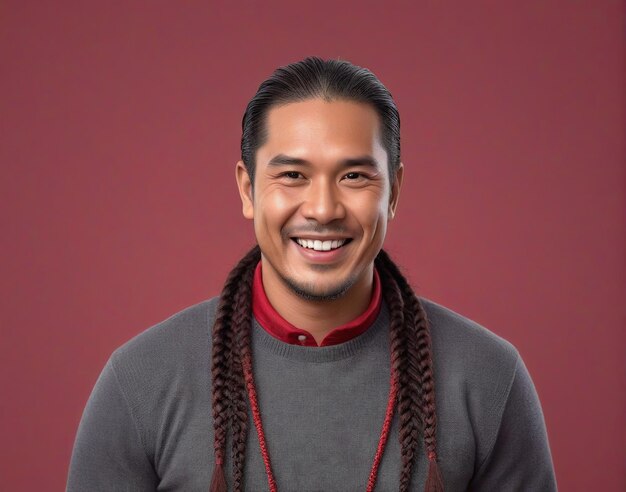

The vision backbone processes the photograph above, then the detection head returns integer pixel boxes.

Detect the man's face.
[236,98,403,301]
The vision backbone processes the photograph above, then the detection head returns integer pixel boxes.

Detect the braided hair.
[211,57,443,490]
[210,246,443,491]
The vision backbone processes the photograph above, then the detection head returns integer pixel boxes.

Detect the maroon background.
[1,2,624,490]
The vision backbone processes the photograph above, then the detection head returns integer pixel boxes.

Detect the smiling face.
[236,98,403,303]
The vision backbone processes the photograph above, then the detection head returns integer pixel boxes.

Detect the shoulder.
[417,298,556,487]
[108,297,221,382]
[71,297,222,476]
[420,296,519,369]
[419,297,521,414]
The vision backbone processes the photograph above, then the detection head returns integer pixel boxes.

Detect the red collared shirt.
[251,262,382,347]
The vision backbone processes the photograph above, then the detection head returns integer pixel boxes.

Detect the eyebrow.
[267,153,380,169]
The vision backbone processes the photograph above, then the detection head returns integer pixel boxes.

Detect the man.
[67,57,557,491]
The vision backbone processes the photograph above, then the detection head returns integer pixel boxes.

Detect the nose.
[299,178,346,224]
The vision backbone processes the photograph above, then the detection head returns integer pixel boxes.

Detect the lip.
[290,237,351,263]
[289,235,352,241]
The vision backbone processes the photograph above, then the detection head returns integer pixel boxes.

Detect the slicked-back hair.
[211,57,444,491]
[240,56,401,184]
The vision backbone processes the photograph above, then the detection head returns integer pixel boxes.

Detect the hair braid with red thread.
[210,246,443,491]
[229,252,259,491]
[376,250,444,491]
[375,258,419,491]
[210,246,261,492]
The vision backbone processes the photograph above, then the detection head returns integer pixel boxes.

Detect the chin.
[280,274,356,302]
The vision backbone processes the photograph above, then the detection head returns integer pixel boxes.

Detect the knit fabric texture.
[67,297,557,491]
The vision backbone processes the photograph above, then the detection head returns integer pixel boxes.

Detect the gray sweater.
[67,297,557,491]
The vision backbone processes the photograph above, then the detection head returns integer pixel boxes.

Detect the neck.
[260,260,374,345]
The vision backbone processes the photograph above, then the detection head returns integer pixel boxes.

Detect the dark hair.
[210,58,443,491]
[240,56,401,184]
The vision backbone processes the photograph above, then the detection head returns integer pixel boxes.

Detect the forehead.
[258,99,386,167]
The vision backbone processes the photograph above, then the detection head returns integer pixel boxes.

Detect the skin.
[236,99,403,344]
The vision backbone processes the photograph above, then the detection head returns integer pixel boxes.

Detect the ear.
[388,162,404,220]
[235,160,254,219]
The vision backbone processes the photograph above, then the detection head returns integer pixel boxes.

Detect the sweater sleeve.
[66,356,158,491]
[468,355,557,491]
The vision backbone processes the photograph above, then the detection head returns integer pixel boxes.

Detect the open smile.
[292,238,352,252]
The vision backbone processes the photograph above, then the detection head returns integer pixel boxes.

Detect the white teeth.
[295,238,347,251]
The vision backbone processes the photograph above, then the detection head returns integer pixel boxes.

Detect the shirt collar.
[251,261,382,347]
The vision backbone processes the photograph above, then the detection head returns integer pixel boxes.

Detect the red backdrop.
[1,2,624,490]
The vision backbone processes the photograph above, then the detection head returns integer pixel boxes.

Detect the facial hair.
[278,270,359,301]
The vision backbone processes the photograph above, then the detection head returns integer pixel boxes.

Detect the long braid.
[376,258,420,491]
[229,253,258,491]
[377,252,439,453]
[376,249,444,491]
[210,246,260,492]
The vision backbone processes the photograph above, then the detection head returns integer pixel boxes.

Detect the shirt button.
[297,335,307,344]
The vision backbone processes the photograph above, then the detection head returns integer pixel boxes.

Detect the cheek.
[254,189,300,231]
[350,192,388,234]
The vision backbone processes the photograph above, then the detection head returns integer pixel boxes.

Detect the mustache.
[283,223,350,238]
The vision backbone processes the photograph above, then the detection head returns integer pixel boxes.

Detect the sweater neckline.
[251,302,389,363]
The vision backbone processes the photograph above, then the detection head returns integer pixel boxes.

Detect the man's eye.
[344,172,363,180]
[283,171,302,179]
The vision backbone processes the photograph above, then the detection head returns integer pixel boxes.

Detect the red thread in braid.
[366,370,398,492]
[210,246,260,492]
[209,455,227,492]
[376,251,444,491]
[242,352,278,492]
